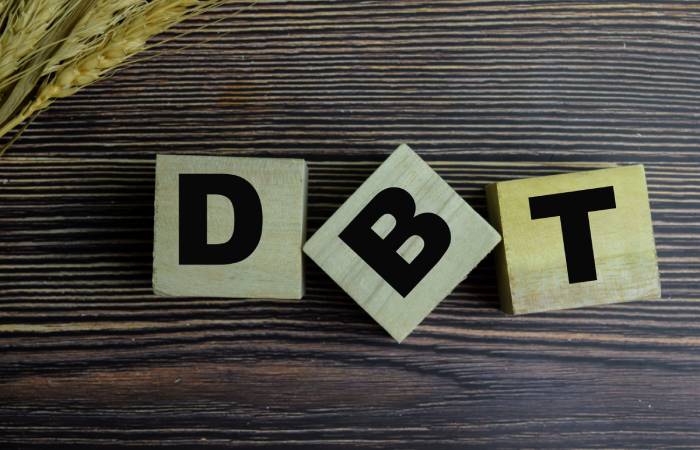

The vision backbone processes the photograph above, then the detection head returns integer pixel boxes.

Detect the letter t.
[529,186,616,284]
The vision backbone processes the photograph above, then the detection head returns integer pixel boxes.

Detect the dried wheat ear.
[0,0,239,151]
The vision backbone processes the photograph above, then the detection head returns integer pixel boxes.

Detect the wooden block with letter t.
[152,154,307,299]
[486,165,660,315]
[303,144,501,343]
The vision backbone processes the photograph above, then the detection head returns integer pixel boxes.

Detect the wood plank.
[1,157,699,447]
[1,0,700,447]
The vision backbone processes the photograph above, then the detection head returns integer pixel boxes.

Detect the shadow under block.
[303,144,501,343]
[153,154,307,299]
[486,165,660,315]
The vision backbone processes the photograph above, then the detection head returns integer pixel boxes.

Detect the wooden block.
[486,165,660,315]
[303,144,501,342]
[153,154,307,299]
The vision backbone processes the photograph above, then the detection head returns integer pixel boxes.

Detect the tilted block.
[303,144,501,342]
[153,154,307,299]
[486,165,660,315]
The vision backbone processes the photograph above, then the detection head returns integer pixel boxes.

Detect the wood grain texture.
[1,1,700,448]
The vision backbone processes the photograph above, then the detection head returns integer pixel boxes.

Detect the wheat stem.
[0,0,70,87]
[0,0,94,133]
[0,0,226,138]
[0,0,249,143]
[42,0,145,77]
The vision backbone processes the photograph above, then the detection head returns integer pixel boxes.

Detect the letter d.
[179,174,263,265]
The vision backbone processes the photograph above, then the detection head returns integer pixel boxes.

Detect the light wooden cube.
[486,165,660,315]
[304,144,501,342]
[153,154,307,299]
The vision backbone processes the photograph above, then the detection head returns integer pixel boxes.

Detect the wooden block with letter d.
[486,165,660,315]
[303,144,501,342]
[152,154,307,299]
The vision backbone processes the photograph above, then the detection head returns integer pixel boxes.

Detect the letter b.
[339,187,451,297]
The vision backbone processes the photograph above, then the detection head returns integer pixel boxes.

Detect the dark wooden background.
[1,1,699,448]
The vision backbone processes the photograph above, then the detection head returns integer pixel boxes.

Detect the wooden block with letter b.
[486,165,660,315]
[303,144,501,342]
[153,154,307,299]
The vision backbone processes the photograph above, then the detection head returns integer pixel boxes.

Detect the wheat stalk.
[0,1,10,22]
[0,1,202,138]
[46,0,202,98]
[0,0,70,89]
[0,0,242,151]
[42,0,145,77]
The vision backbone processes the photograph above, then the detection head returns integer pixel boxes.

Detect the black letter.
[179,174,262,265]
[339,187,451,297]
[529,186,616,284]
